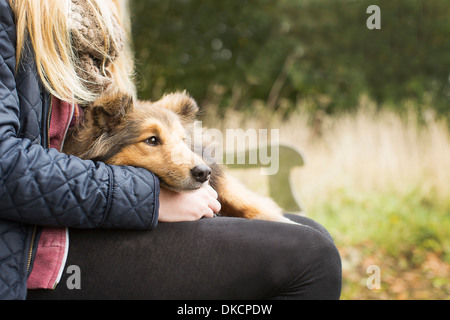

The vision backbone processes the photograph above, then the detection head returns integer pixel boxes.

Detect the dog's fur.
[63,91,295,224]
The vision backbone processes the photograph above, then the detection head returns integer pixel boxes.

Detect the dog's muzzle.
[191,165,211,183]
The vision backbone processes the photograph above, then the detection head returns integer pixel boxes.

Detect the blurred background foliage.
[131,0,450,120]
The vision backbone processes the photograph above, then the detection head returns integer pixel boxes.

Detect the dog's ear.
[157,91,199,124]
[89,91,134,132]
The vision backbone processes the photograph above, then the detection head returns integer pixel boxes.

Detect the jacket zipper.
[27,96,73,275]
[46,95,53,148]
[26,226,37,273]
[28,96,74,275]
[27,94,53,274]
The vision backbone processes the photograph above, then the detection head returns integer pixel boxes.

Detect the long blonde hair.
[9,0,135,104]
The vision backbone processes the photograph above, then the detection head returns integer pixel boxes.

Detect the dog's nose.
[191,165,211,183]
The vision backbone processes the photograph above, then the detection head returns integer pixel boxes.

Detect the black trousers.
[27,215,341,300]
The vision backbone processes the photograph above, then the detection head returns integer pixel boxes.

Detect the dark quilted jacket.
[0,0,160,300]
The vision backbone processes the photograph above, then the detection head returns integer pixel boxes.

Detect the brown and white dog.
[63,91,295,224]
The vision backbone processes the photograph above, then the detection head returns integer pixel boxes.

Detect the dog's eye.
[146,136,159,146]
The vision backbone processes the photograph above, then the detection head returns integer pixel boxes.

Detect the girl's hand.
[158,185,221,222]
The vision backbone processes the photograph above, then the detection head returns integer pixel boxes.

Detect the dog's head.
[81,91,211,192]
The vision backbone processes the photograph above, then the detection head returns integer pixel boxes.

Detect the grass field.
[206,99,450,299]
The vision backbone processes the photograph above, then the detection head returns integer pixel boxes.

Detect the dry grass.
[285,106,450,207]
